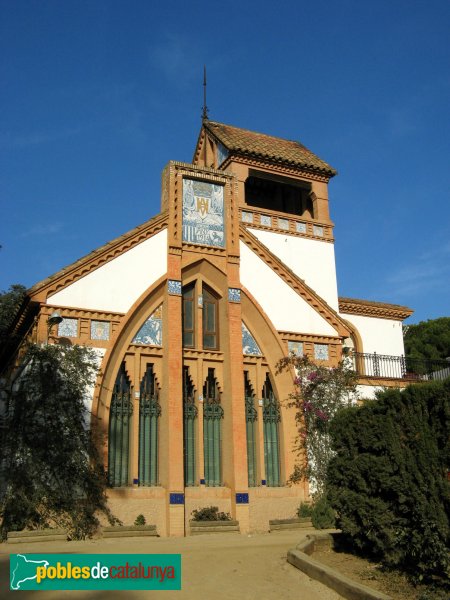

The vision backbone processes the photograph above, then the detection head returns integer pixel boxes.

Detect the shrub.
[297,502,313,518]
[191,506,231,521]
[311,496,335,529]
[326,379,450,583]
[134,514,146,526]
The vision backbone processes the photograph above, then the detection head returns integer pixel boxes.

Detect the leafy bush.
[297,502,313,518]
[134,514,146,526]
[191,506,231,521]
[326,379,450,583]
[311,496,335,529]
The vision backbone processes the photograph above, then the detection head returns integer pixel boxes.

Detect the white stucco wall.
[248,229,339,311]
[341,312,405,356]
[356,384,386,400]
[48,229,167,313]
[240,241,337,336]
[84,347,106,426]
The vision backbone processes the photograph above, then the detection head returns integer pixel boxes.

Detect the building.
[3,119,414,536]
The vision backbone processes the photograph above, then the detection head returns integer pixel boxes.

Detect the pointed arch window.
[202,287,218,350]
[138,364,161,486]
[203,368,223,486]
[244,372,258,487]
[262,374,281,487]
[183,367,198,486]
[108,363,133,487]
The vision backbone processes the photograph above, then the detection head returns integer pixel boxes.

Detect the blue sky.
[1,0,449,324]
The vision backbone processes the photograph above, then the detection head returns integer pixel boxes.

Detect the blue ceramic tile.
[91,320,110,341]
[314,344,329,361]
[288,341,303,356]
[168,280,182,295]
[169,493,185,505]
[58,318,78,338]
[241,211,253,223]
[313,225,324,237]
[278,218,289,230]
[296,222,307,234]
[236,493,249,504]
[228,288,241,303]
[260,215,272,227]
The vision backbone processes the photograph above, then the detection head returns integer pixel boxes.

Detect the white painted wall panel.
[248,229,339,311]
[48,229,167,313]
[341,312,405,356]
[240,241,337,336]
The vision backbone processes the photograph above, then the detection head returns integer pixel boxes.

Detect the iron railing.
[351,352,450,381]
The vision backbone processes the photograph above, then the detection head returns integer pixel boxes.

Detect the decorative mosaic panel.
[182,178,225,247]
[288,341,304,356]
[278,218,289,230]
[168,280,182,295]
[132,305,163,346]
[242,322,262,356]
[228,288,241,303]
[91,320,110,341]
[260,215,272,227]
[217,142,229,165]
[314,343,329,361]
[296,222,307,233]
[313,225,324,237]
[241,211,253,223]
[57,318,78,338]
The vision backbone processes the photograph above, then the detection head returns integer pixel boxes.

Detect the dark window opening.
[182,283,195,348]
[203,287,218,350]
[245,175,313,218]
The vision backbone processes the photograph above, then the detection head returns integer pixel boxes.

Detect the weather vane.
[202,65,209,121]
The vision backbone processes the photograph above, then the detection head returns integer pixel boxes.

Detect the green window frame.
[202,287,218,350]
[138,364,160,486]
[108,363,133,487]
[262,374,281,487]
[183,367,198,486]
[244,372,258,487]
[203,368,223,486]
[182,283,195,348]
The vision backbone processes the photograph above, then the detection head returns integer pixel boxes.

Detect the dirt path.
[1,529,342,599]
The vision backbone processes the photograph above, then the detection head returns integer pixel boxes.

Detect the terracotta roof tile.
[204,120,337,176]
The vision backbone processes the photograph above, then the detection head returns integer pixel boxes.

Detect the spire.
[202,65,209,122]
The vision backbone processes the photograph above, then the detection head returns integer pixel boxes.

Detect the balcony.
[351,352,450,381]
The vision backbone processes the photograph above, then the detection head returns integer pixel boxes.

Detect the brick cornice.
[29,212,169,300]
[222,154,332,183]
[339,297,413,321]
[240,226,351,337]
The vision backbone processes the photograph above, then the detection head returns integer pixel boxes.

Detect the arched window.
[138,364,160,486]
[244,372,258,487]
[262,374,281,487]
[108,363,133,487]
[202,287,218,350]
[183,367,197,486]
[203,368,223,486]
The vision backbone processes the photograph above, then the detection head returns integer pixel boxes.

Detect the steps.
[270,518,312,532]
[7,529,67,544]
[102,525,158,539]
[189,520,240,535]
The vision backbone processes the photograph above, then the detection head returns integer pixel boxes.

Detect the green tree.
[326,379,450,583]
[0,343,118,540]
[277,354,357,497]
[404,317,450,362]
[0,284,26,338]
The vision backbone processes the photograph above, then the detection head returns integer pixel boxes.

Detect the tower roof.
[203,120,337,177]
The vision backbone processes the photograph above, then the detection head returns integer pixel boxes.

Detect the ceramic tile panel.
[182,178,225,247]
[242,322,262,356]
[58,318,78,338]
